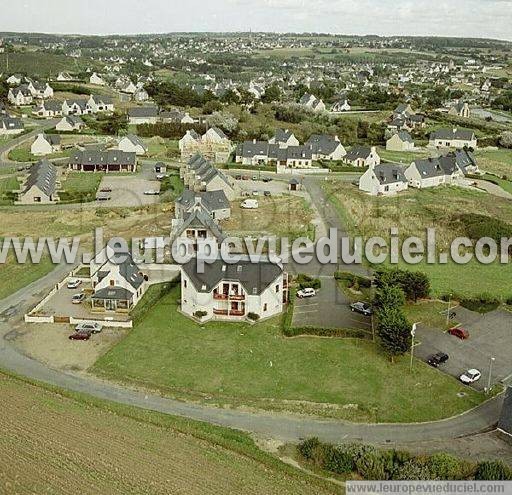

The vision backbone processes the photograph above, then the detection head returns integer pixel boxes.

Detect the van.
[241,199,259,209]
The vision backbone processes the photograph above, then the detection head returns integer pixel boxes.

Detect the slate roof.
[40,100,62,112]
[128,106,158,118]
[413,158,448,178]
[373,164,407,185]
[92,287,134,301]
[498,387,512,435]
[62,115,84,126]
[90,94,113,105]
[65,99,88,110]
[208,126,228,140]
[69,149,136,166]
[305,134,341,155]
[182,256,283,295]
[175,208,225,242]
[345,146,373,161]
[123,134,147,149]
[187,154,231,187]
[1,117,23,130]
[94,251,144,294]
[176,189,230,213]
[272,129,295,144]
[23,159,57,196]
[395,131,413,143]
[431,128,475,141]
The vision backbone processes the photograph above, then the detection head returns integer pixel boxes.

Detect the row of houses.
[359,149,479,196]
[33,95,115,117]
[7,81,54,106]
[128,106,195,125]
[178,127,232,163]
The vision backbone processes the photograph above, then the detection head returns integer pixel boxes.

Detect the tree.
[202,99,223,115]
[377,307,411,360]
[499,131,512,149]
[375,268,430,302]
[0,79,8,102]
[261,84,281,104]
[475,461,512,480]
[95,112,127,135]
[374,285,406,311]
[207,111,239,134]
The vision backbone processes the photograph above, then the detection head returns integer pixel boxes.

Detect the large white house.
[305,134,346,161]
[343,146,381,167]
[31,133,61,156]
[429,128,477,149]
[359,163,408,196]
[180,256,288,322]
[118,134,148,156]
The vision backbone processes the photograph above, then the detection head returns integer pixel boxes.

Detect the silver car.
[75,322,103,334]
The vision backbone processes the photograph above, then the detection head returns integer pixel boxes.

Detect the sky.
[0,0,511,40]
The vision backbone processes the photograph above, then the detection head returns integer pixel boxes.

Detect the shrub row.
[298,438,512,481]
[335,271,372,290]
[283,326,372,339]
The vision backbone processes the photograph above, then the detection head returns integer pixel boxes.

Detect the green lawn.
[404,300,459,331]
[147,140,179,160]
[59,172,103,203]
[476,149,512,177]
[378,147,430,165]
[0,176,19,206]
[93,286,483,423]
[8,145,70,163]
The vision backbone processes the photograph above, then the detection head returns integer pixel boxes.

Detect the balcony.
[229,310,245,317]
[213,293,228,300]
[213,309,229,316]
[213,292,245,301]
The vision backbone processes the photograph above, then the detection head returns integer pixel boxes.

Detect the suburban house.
[389,104,425,131]
[331,98,351,112]
[31,134,62,156]
[68,149,137,173]
[87,94,114,113]
[55,115,85,132]
[128,106,159,125]
[359,163,408,196]
[118,134,148,156]
[386,131,415,152]
[90,252,147,313]
[175,189,231,221]
[0,117,24,136]
[269,129,300,148]
[299,93,326,112]
[56,72,74,82]
[27,81,54,99]
[181,154,237,201]
[160,109,195,124]
[305,134,347,160]
[7,74,23,86]
[235,141,314,168]
[171,208,226,253]
[179,127,232,163]
[429,128,477,149]
[133,88,150,102]
[16,159,59,205]
[8,85,33,106]
[343,146,381,167]
[405,157,456,189]
[33,100,63,118]
[89,72,106,86]
[62,99,90,116]
[448,100,471,118]
[180,256,288,322]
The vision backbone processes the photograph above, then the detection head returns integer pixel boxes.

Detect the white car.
[75,322,103,334]
[144,190,160,196]
[459,369,481,384]
[241,199,259,209]
[297,288,316,299]
[67,279,82,289]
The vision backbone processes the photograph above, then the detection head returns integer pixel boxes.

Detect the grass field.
[326,181,512,298]
[476,149,512,177]
[93,286,482,423]
[59,172,103,203]
[378,147,430,164]
[0,176,19,206]
[0,373,334,495]
[8,142,70,163]
[0,52,94,77]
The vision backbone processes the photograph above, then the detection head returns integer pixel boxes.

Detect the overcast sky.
[1,0,511,40]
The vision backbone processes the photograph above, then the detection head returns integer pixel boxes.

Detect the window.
[263,303,268,312]
[183,279,187,288]
[275,285,280,293]
[109,280,115,286]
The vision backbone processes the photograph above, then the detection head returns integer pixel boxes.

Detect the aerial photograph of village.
[0,0,512,493]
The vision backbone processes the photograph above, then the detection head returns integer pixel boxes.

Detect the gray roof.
[65,99,88,110]
[345,146,373,161]
[123,134,147,149]
[373,164,407,185]
[174,208,225,241]
[499,387,512,435]
[95,252,144,292]
[90,94,113,105]
[40,100,63,112]
[431,128,475,142]
[182,256,283,295]
[396,131,413,143]
[176,189,229,213]
[92,287,134,301]
[23,159,57,196]
[236,141,271,159]
[272,129,295,144]
[69,149,136,167]
[1,117,23,131]
[128,106,158,118]
[188,154,231,188]
[413,158,448,178]
[63,115,84,126]
[208,126,228,140]
[305,134,341,156]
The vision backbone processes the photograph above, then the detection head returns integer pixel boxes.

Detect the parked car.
[427,352,449,368]
[252,175,258,181]
[143,190,160,196]
[350,302,373,316]
[449,327,469,340]
[67,279,82,289]
[99,186,112,193]
[69,332,91,341]
[262,177,272,183]
[241,199,259,209]
[156,174,166,180]
[459,369,481,384]
[235,175,242,180]
[75,322,103,334]
[264,191,271,197]
[252,190,259,196]
[242,175,250,180]
[297,288,316,299]
[72,293,86,304]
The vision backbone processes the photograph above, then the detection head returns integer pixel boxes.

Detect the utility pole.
[410,322,418,372]
[486,357,496,394]
[446,293,452,327]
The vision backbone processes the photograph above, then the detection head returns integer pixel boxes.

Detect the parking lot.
[415,307,512,391]
[97,175,161,207]
[234,176,291,197]
[40,281,94,320]
[292,277,373,332]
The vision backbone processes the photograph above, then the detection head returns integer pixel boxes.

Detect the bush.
[296,274,321,290]
[375,268,430,302]
[194,310,207,319]
[335,271,372,291]
[298,437,321,461]
[452,213,512,245]
[475,461,512,480]
[392,460,433,480]
[324,446,355,475]
[460,294,500,313]
[247,312,260,321]
[355,449,388,480]
[426,452,470,480]
[283,326,372,339]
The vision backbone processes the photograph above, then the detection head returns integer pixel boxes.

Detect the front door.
[105,299,116,311]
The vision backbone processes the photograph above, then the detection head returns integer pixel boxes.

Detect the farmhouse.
[448,100,471,118]
[89,72,106,86]
[331,98,351,112]
[6,74,23,86]
[343,146,381,167]
[28,81,54,99]
[429,128,477,149]
[386,131,415,152]
[180,256,288,322]
[91,252,147,312]
[0,117,24,135]
[175,189,231,221]
[16,159,58,205]
[55,115,85,132]
[31,134,62,156]
[69,149,137,173]
[359,163,408,196]
[405,157,456,189]
[118,134,148,156]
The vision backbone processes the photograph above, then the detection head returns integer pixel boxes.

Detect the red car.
[448,327,469,340]
[69,331,91,341]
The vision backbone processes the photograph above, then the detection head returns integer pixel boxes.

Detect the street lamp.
[486,357,496,394]
[446,293,453,327]
[410,322,419,372]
